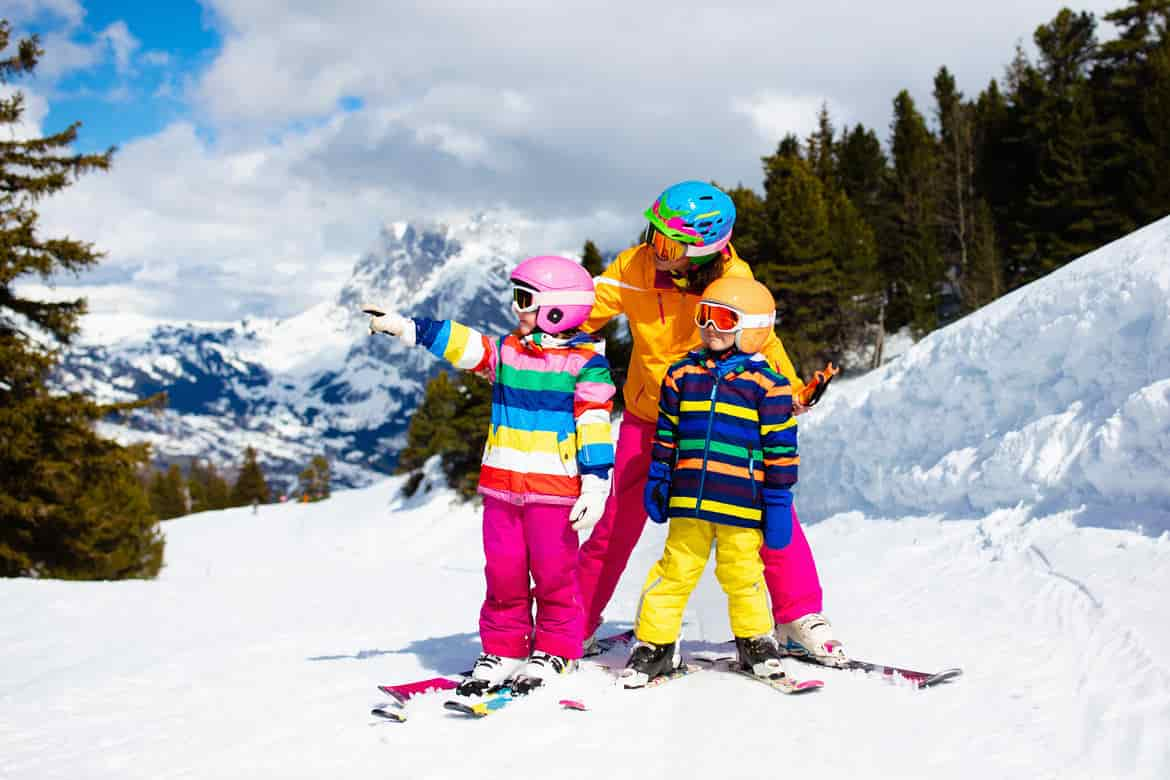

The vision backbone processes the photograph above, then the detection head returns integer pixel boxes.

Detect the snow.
[3,218,1170,778]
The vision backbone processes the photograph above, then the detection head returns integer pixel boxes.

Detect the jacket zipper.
[749,453,757,504]
[656,293,666,324]
[694,371,721,513]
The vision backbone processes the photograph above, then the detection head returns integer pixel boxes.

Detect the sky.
[5,0,1125,321]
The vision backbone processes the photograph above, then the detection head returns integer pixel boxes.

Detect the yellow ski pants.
[635,517,772,644]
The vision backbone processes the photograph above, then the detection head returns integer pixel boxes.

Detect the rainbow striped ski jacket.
[412,317,615,505]
[652,348,798,529]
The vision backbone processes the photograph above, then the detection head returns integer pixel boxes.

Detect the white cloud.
[26,0,1129,320]
[731,93,849,145]
[99,21,140,75]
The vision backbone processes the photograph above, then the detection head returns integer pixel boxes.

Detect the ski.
[442,682,587,719]
[810,657,963,689]
[606,661,704,690]
[707,658,823,694]
[691,653,822,694]
[377,675,464,704]
[370,707,407,723]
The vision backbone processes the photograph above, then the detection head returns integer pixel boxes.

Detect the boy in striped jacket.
[364,256,615,694]
[620,277,797,687]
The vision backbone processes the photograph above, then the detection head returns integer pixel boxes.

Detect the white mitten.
[570,473,611,532]
[361,303,416,346]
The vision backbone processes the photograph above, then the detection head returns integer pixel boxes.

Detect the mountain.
[55,214,522,491]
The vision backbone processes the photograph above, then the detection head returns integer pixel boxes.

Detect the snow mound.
[798,216,1170,532]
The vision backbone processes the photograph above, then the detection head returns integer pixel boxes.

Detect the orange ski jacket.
[582,243,804,423]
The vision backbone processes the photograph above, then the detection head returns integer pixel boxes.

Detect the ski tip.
[793,679,825,691]
[370,708,406,722]
[559,698,587,711]
[917,668,964,689]
[443,700,484,717]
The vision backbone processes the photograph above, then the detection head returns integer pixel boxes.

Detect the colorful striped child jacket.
[652,347,798,529]
[412,317,615,506]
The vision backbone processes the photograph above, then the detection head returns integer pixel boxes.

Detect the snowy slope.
[799,216,1170,532]
[4,219,1170,778]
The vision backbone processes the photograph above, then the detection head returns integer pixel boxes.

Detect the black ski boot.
[619,640,680,688]
[735,634,785,678]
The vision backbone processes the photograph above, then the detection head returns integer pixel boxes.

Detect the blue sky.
[16,0,219,152]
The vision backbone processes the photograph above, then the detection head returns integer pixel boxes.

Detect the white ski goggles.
[511,284,595,313]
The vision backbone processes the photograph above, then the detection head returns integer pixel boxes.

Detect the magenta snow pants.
[576,413,824,639]
[479,496,585,660]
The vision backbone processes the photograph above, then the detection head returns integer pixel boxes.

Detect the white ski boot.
[512,651,577,694]
[775,612,849,668]
[456,652,526,696]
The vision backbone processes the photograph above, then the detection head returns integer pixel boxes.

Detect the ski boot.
[735,633,785,678]
[618,640,680,688]
[456,652,526,696]
[511,651,578,695]
[775,612,849,668]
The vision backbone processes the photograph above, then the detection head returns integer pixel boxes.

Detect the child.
[621,276,797,687]
[364,255,615,694]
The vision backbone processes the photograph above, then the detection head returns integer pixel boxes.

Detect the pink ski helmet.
[509,255,596,334]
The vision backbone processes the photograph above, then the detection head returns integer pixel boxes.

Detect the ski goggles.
[511,284,595,313]
[512,284,539,312]
[646,224,690,263]
[694,301,776,332]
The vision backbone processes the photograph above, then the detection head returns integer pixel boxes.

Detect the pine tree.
[887,90,943,335]
[298,454,331,500]
[0,23,163,579]
[397,371,463,474]
[1091,0,1170,230]
[230,446,270,506]
[758,153,838,375]
[806,103,837,191]
[837,123,887,231]
[442,372,492,500]
[826,188,880,366]
[149,464,188,520]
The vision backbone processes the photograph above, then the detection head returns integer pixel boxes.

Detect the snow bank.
[798,216,1170,532]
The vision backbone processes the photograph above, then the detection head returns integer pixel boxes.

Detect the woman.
[576,180,847,667]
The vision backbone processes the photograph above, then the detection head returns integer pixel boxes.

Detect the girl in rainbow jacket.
[364,255,615,693]
[620,276,796,687]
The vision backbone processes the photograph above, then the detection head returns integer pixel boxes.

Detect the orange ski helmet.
[696,277,776,353]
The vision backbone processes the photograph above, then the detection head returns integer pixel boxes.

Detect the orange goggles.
[694,302,742,332]
[647,225,689,262]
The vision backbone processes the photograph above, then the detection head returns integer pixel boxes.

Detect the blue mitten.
[762,487,793,550]
[643,460,672,525]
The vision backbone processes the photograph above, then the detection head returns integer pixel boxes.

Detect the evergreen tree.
[758,152,838,375]
[0,23,163,579]
[1022,10,1104,283]
[442,372,492,500]
[149,464,188,520]
[188,460,231,512]
[724,184,767,263]
[806,103,837,190]
[230,446,270,506]
[837,123,887,231]
[887,90,943,335]
[297,454,331,500]
[1091,0,1170,230]
[397,371,463,474]
[825,188,881,366]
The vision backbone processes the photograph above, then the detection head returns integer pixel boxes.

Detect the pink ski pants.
[479,496,584,660]
[576,413,823,638]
